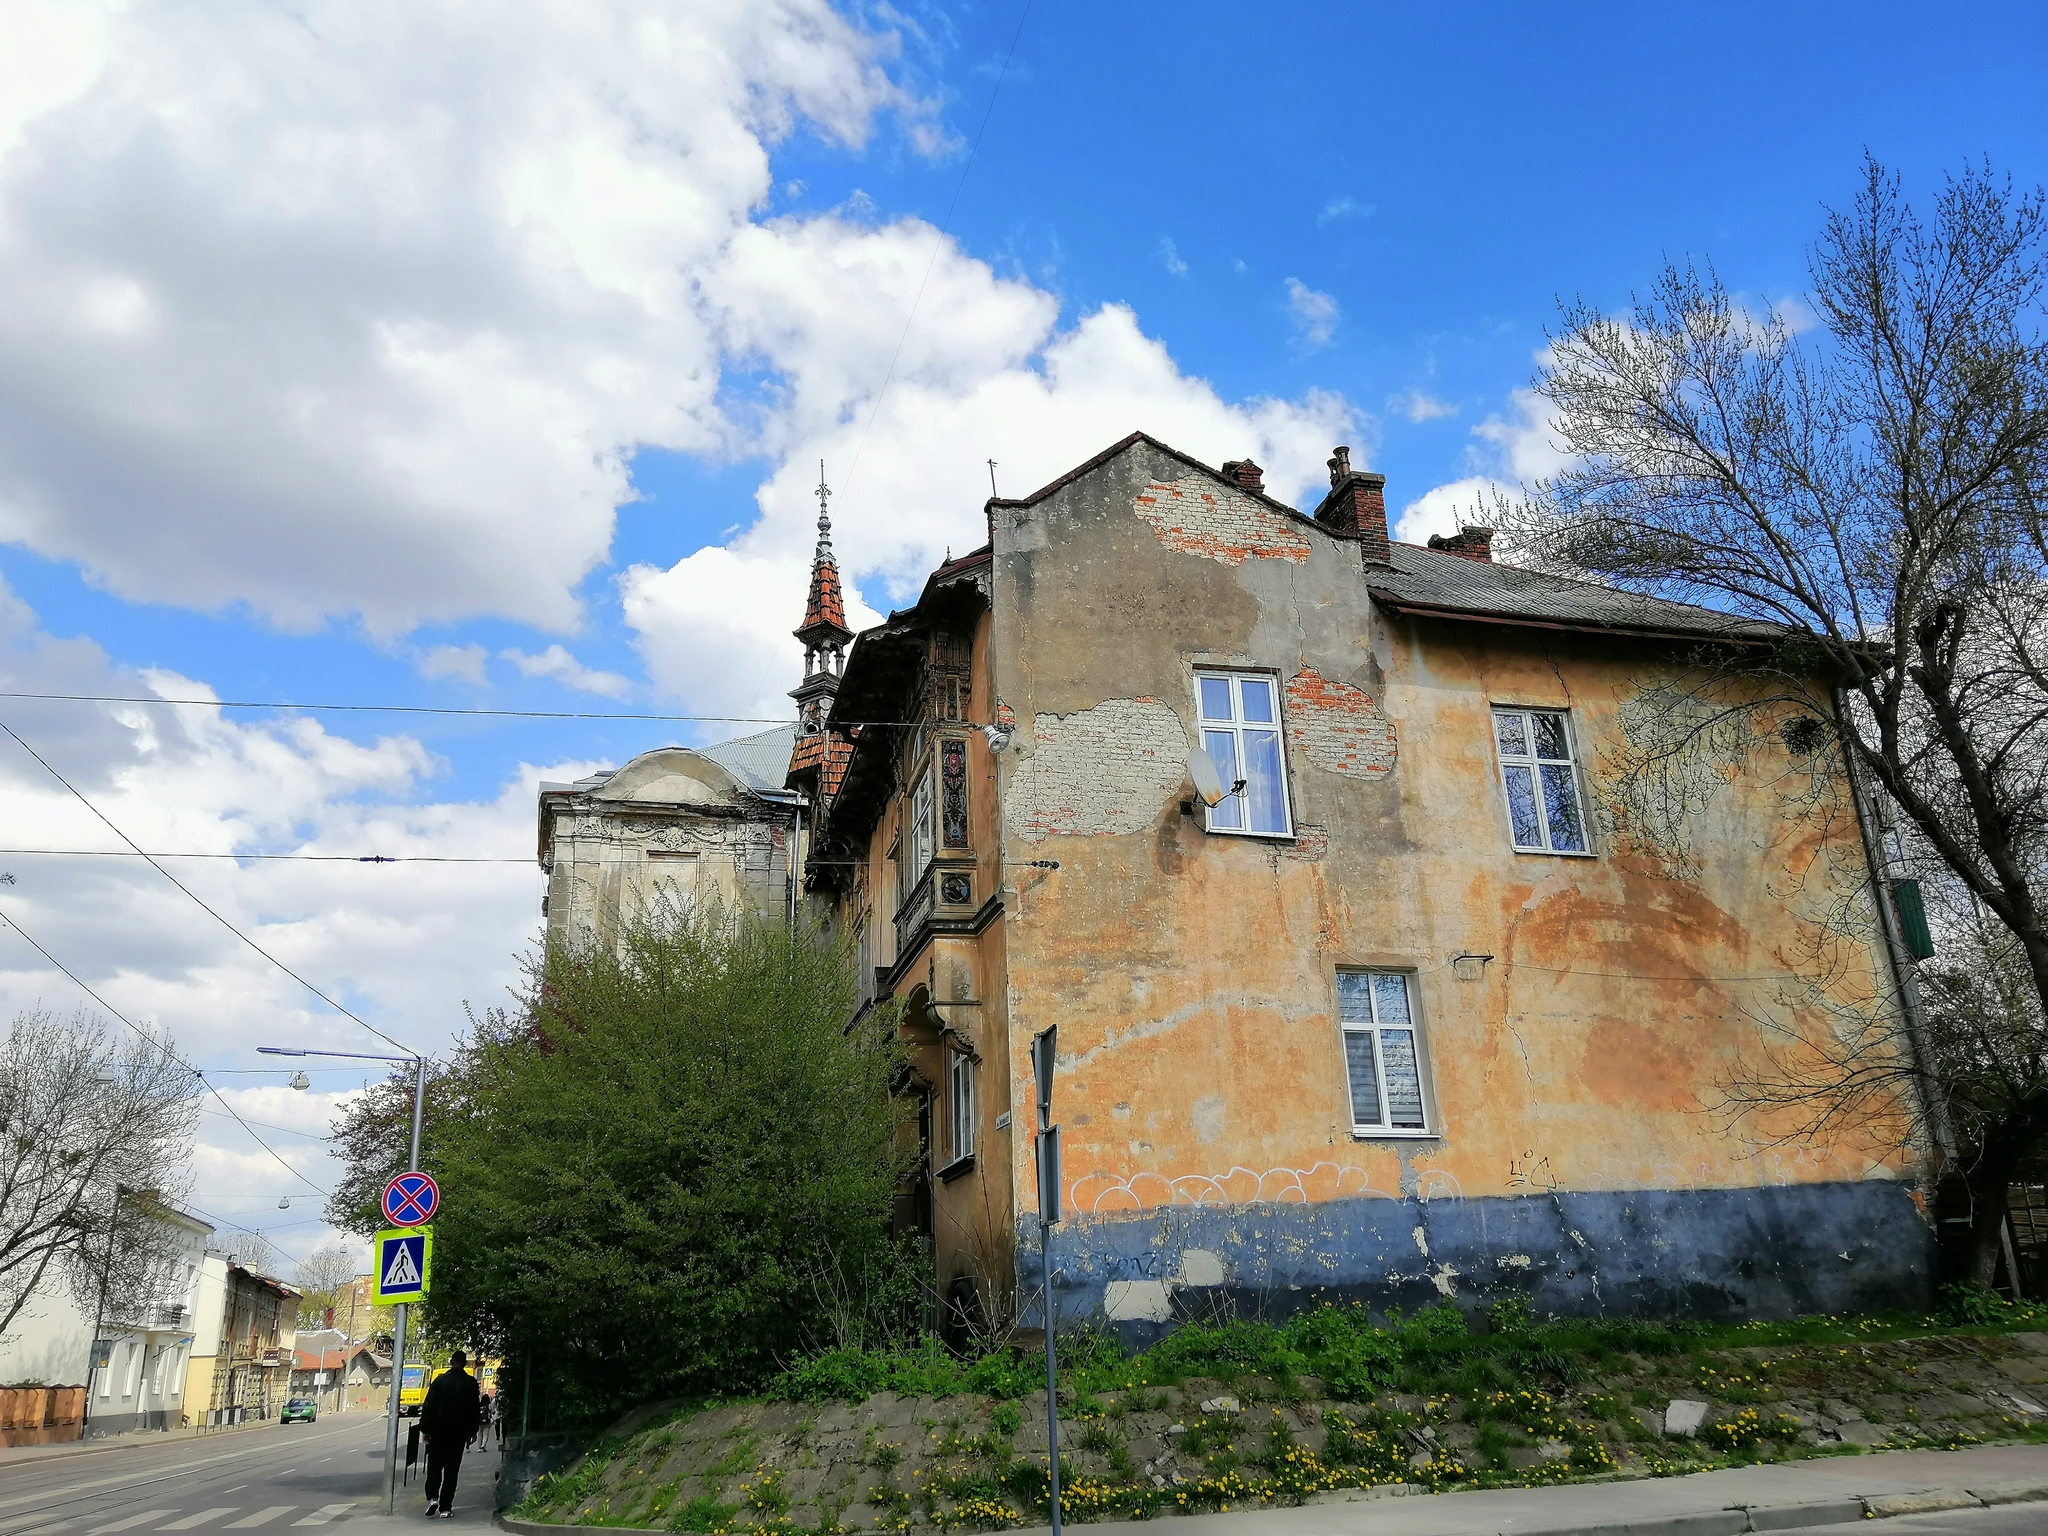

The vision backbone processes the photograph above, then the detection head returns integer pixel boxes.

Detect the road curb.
[494,1474,2048,1534]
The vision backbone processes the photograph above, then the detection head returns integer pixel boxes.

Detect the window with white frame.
[1195,671,1292,836]
[1492,707,1589,854]
[1338,971,1431,1134]
[947,1047,976,1164]
[909,771,935,882]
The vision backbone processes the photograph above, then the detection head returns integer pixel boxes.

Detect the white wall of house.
[0,1276,94,1386]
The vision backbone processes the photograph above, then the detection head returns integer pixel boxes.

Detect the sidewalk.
[996,1443,2048,1536]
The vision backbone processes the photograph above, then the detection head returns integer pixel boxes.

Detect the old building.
[538,725,801,946]
[189,1263,298,1425]
[794,431,1935,1337]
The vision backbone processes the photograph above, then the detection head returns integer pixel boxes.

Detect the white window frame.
[947,1047,976,1165]
[1491,706,1592,856]
[1337,970,1434,1137]
[909,770,935,883]
[1193,669,1294,838]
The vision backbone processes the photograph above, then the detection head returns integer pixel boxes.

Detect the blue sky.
[0,0,2042,1262]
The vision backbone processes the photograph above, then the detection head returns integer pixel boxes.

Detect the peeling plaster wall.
[986,436,1932,1327]
[1005,697,1188,842]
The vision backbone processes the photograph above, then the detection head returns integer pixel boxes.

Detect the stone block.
[1863,1489,1982,1517]
[1663,1399,1710,1438]
[1744,1497,1867,1531]
[1973,1477,2048,1504]
[1198,1396,1241,1415]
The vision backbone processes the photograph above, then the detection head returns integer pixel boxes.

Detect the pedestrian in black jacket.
[420,1351,481,1518]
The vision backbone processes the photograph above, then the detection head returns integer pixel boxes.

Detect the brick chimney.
[1312,446,1390,565]
[1427,526,1495,563]
[1218,458,1265,494]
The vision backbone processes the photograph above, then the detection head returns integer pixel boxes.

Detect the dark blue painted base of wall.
[1016,1179,1935,1345]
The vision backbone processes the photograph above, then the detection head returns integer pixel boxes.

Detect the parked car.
[281,1398,317,1424]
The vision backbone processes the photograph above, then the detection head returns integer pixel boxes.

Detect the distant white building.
[0,1202,218,1436]
[537,724,803,949]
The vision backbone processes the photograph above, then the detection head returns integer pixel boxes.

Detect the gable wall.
[985,438,1933,1333]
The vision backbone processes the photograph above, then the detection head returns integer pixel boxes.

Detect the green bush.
[372,904,913,1423]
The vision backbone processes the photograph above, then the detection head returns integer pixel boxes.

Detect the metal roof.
[1369,543,1784,642]
[698,724,799,792]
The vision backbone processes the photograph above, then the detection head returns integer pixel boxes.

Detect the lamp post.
[262,1045,427,1517]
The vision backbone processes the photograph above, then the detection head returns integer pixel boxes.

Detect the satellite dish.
[1186,748,1227,807]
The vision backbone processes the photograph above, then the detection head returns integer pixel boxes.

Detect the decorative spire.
[815,460,835,563]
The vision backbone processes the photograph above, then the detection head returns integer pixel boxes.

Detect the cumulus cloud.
[1316,195,1375,226]
[1285,279,1341,352]
[417,644,488,685]
[0,0,931,636]
[499,645,633,698]
[1396,374,1570,544]
[1396,390,1458,423]
[0,574,573,1263]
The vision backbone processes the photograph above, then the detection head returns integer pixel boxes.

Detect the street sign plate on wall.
[372,1226,432,1306]
[381,1171,439,1227]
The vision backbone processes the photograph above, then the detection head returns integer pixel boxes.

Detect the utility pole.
[1032,1028,1062,1536]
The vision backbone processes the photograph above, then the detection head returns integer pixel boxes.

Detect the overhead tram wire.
[0,717,416,1058]
[0,690,959,730]
[0,904,330,1197]
[0,848,530,862]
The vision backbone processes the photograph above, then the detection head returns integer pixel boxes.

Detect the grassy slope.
[517,1297,2048,1533]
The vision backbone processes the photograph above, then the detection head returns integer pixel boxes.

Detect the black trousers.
[424,1441,464,1508]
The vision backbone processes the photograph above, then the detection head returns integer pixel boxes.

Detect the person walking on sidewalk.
[419,1351,482,1519]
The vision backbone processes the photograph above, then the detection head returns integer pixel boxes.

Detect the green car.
[281,1398,317,1424]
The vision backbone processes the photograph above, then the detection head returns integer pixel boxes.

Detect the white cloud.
[0,1,930,636]
[1473,384,1574,481]
[416,644,488,685]
[624,302,1362,718]
[498,645,633,699]
[0,575,576,1267]
[1397,390,1458,423]
[1394,476,1510,544]
[1317,195,1375,226]
[1158,238,1188,277]
[1285,279,1341,352]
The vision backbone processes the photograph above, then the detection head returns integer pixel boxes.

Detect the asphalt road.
[0,1415,497,1532]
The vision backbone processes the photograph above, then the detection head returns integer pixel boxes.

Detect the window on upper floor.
[1492,707,1589,854]
[947,1046,976,1166]
[1338,971,1432,1136]
[909,770,935,882]
[1196,670,1292,836]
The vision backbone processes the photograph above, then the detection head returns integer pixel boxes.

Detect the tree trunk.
[1965,1161,2017,1294]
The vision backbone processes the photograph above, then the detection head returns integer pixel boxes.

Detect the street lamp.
[260,1044,428,1517]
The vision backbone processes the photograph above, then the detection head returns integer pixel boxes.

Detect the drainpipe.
[1836,689,1954,1162]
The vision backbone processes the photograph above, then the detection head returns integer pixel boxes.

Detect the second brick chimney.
[1312,445,1390,565]
[1427,526,1495,563]
[1219,458,1265,494]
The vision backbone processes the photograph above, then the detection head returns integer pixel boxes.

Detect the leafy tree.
[328,904,911,1420]
[1497,157,2048,1288]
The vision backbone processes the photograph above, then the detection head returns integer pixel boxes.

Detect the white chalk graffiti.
[1070,1163,1398,1214]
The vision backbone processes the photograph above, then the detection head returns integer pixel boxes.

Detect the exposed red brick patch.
[1133,477,1310,566]
[1285,667,1397,780]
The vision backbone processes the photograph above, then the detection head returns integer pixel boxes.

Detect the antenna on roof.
[988,459,999,498]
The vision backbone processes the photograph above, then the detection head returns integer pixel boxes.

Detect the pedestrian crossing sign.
[373,1225,432,1305]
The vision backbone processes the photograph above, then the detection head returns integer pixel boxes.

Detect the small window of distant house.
[1196,671,1292,836]
[1338,971,1431,1135]
[947,1047,976,1164]
[1492,707,1589,854]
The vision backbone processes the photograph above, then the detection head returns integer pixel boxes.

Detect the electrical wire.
[0,690,958,731]
[0,905,329,1197]
[0,717,416,1057]
[0,690,791,724]
[0,848,527,862]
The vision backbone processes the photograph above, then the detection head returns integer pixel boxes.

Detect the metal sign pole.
[1032,1028,1062,1536]
[381,1057,430,1517]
